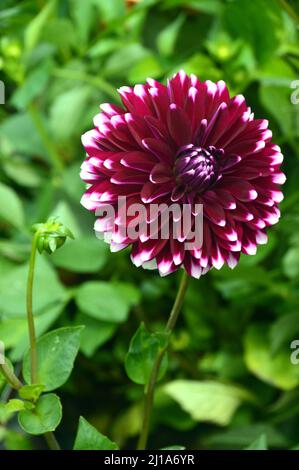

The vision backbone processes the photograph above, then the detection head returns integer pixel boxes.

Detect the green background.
[1,0,299,450]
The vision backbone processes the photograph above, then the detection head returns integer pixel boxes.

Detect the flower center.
[175,144,223,193]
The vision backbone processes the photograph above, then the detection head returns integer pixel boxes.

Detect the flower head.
[80,71,285,278]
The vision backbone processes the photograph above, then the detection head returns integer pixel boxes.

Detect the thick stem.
[26,232,39,384]
[137,270,189,450]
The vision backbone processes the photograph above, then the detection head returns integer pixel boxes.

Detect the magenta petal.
[141,181,173,203]
[150,163,173,183]
[167,104,192,147]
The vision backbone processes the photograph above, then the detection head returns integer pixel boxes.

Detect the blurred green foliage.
[0,0,299,450]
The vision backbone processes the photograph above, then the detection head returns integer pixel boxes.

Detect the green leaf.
[75,281,140,323]
[5,399,26,413]
[205,424,287,449]
[18,394,62,435]
[128,56,162,84]
[75,313,117,357]
[69,0,94,47]
[11,61,52,110]
[125,324,168,385]
[223,0,282,63]
[23,326,84,391]
[74,417,119,450]
[244,324,299,390]
[104,43,150,78]
[49,86,92,141]
[51,237,108,273]
[0,182,24,229]
[3,157,41,188]
[0,113,47,157]
[0,301,66,361]
[157,13,186,57]
[24,0,57,53]
[0,257,66,318]
[19,384,44,402]
[164,380,252,426]
[245,434,268,450]
[41,18,76,49]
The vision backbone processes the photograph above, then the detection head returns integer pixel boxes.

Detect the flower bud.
[32,217,74,254]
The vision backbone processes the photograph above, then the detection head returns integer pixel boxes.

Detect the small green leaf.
[246,434,268,450]
[18,394,62,435]
[19,384,44,402]
[74,417,119,450]
[75,281,140,323]
[0,182,24,229]
[24,0,57,53]
[0,256,66,318]
[125,324,168,385]
[5,399,26,413]
[75,313,117,358]
[157,13,186,57]
[51,237,108,273]
[49,86,92,141]
[11,61,52,110]
[0,301,66,362]
[23,326,84,391]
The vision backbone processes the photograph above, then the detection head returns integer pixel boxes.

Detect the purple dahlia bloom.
[80,71,285,278]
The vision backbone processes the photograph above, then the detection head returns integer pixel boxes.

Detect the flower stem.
[24,231,61,450]
[0,363,22,390]
[26,232,39,384]
[44,432,61,451]
[137,270,189,450]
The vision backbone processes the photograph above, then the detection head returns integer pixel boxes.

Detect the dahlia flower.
[80,71,285,278]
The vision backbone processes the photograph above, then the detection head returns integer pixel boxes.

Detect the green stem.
[0,363,22,390]
[24,231,62,450]
[44,432,61,451]
[137,270,189,450]
[28,102,63,173]
[26,232,39,385]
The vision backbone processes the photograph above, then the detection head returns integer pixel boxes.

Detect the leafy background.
[1,0,299,450]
